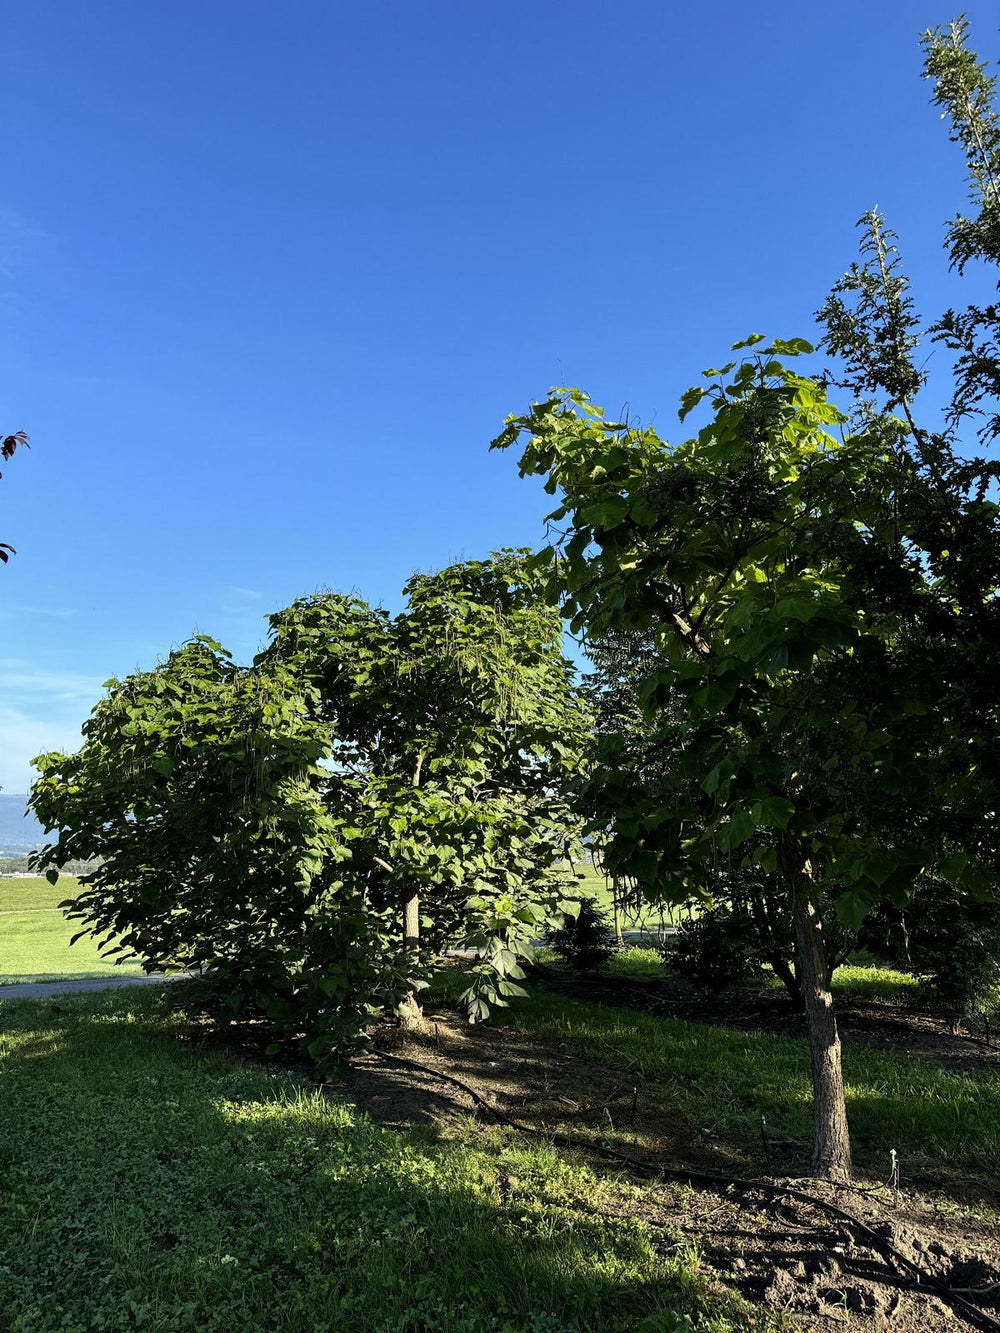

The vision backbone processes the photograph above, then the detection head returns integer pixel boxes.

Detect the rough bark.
[780,841,853,1183]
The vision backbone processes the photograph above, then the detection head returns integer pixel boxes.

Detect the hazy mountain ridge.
[0,795,45,854]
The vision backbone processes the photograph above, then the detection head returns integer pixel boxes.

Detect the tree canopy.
[491,15,1000,1179]
[30,551,587,1061]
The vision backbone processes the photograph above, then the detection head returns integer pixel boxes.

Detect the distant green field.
[570,865,700,933]
[0,876,70,913]
[0,876,146,985]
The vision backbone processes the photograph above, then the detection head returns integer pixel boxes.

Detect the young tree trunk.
[746,888,801,1005]
[398,752,426,1031]
[768,955,802,1007]
[780,841,852,1183]
[612,876,625,948]
[398,890,424,1029]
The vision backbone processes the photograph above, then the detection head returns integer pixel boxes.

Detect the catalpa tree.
[493,343,997,1182]
[31,551,587,1061]
[492,14,1000,1184]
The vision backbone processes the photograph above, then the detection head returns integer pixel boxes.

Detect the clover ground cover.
[0,985,776,1333]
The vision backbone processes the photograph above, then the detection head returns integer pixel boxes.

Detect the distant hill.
[0,795,45,854]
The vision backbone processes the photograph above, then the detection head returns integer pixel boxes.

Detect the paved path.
[0,973,193,1000]
[0,929,679,1002]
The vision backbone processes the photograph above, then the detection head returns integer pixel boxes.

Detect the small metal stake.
[889,1148,900,1207]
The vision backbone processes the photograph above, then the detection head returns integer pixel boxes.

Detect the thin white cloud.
[0,206,52,284]
[0,707,83,794]
[0,660,106,705]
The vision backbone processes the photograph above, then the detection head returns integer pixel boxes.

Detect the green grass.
[595,944,920,1006]
[428,969,1000,1181]
[606,946,664,980]
[0,875,71,912]
[831,963,919,1005]
[584,946,920,1004]
[0,987,774,1333]
[0,876,147,985]
[570,869,698,935]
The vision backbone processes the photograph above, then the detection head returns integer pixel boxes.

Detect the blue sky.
[2,0,997,791]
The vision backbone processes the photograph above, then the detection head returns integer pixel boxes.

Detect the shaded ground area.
[315,1011,1000,1333]
[1,986,763,1333]
[533,966,1000,1077]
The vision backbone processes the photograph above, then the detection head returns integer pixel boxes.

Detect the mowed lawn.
[0,876,146,985]
[0,986,771,1333]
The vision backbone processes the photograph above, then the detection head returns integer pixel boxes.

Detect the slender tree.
[492,15,1000,1183]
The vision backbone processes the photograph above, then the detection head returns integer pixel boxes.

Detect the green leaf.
[836,888,875,931]
[769,337,814,356]
[717,807,757,851]
[577,497,629,529]
[752,845,778,873]
[701,763,724,795]
[751,796,794,830]
[678,386,705,422]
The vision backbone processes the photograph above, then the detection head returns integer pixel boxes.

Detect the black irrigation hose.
[371,1048,1000,1333]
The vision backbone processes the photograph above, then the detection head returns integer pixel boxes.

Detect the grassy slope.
[0,987,773,1333]
[428,960,1000,1181]
[0,876,68,912]
[0,876,146,985]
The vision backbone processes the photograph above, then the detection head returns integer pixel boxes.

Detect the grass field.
[570,868,698,934]
[0,876,146,985]
[0,986,774,1333]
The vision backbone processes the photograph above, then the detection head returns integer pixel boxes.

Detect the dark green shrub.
[546,899,616,975]
[861,885,1000,1032]
[660,907,763,994]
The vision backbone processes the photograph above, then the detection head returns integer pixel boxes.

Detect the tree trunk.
[746,887,801,1005]
[612,876,625,949]
[780,841,852,1183]
[398,890,424,1029]
[398,752,426,1031]
[768,955,802,1006]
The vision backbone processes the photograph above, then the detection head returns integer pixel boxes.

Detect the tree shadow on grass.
[0,988,755,1333]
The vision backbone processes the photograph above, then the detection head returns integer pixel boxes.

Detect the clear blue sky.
[2,0,997,791]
